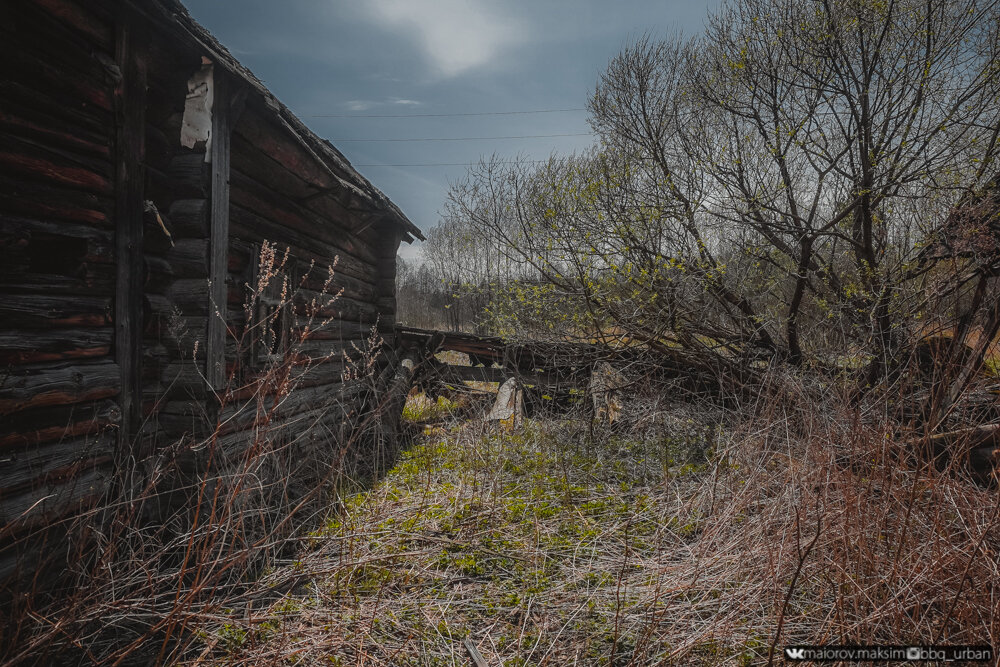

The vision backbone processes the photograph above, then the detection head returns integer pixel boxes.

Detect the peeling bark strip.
[113,5,147,447]
[180,60,213,155]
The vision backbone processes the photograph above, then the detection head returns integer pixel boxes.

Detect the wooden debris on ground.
[590,361,625,424]
[485,377,523,429]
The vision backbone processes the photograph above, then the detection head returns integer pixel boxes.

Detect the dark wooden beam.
[206,72,233,391]
[113,6,147,449]
[435,364,561,387]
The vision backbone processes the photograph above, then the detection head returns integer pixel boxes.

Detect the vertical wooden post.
[114,6,147,447]
[207,72,231,391]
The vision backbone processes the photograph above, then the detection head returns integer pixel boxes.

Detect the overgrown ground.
[186,387,1000,666]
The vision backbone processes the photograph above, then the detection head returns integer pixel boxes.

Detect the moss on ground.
[192,414,776,665]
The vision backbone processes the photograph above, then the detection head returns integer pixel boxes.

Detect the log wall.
[0,0,413,580]
[0,0,120,556]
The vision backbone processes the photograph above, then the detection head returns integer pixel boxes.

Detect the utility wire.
[310,108,586,118]
[355,160,552,167]
[333,132,593,143]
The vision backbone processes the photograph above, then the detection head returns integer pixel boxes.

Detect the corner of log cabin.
[0,0,421,587]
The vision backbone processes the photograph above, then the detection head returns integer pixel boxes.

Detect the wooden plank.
[463,638,489,667]
[207,72,233,391]
[113,8,147,447]
[436,363,558,387]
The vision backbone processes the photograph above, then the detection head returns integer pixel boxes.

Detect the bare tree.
[436,0,1000,397]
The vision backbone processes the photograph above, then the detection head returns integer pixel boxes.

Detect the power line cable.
[355,160,552,167]
[310,108,587,118]
[333,132,593,143]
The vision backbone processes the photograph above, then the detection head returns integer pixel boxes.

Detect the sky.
[182,0,720,260]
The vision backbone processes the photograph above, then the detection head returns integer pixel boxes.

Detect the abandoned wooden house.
[0,0,423,574]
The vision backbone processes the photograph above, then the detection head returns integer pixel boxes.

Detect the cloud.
[344,100,376,111]
[341,98,424,112]
[362,0,524,77]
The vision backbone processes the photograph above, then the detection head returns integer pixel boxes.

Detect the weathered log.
[0,359,119,415]
[0,432,115,494]
[376,296,397,317]
[0,464,111,535]
[163,238,209,278]
[292,336,370,362]
[0,144,112,196]
[157,376,362,439]
[168,198,209,238]
[294,289,381,324]
[0,24,114,113]
[148,313,206,353]
[159,360,210,400]
[0,328,112,365]
[0,294,111,328]
[228,198,379,285]
[0,398,120,449]
[2,0,115,77]
[228,244,380,304]
[0,71,110,142]
[0,172,111,227]
[0,127,112,181]
[166,152,209,198]
[433,363,557,387]
[229,167,379,264]
[920,423,1000,451]
[0,103,110,159]
[0,272,115,297]
[0,214,114,262]
[233,107,337,193]
[293,318,377,341]
[167,277,240,314]
[25,0,114,52]
[382,346,425,417]
[231,128,384,236]
[144,254,174,293]
[230,131,318,202]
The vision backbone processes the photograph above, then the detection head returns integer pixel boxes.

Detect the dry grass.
[179,379,1000,666]
[0,243,395,666]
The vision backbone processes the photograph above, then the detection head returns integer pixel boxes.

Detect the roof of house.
[139,0,424,243]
